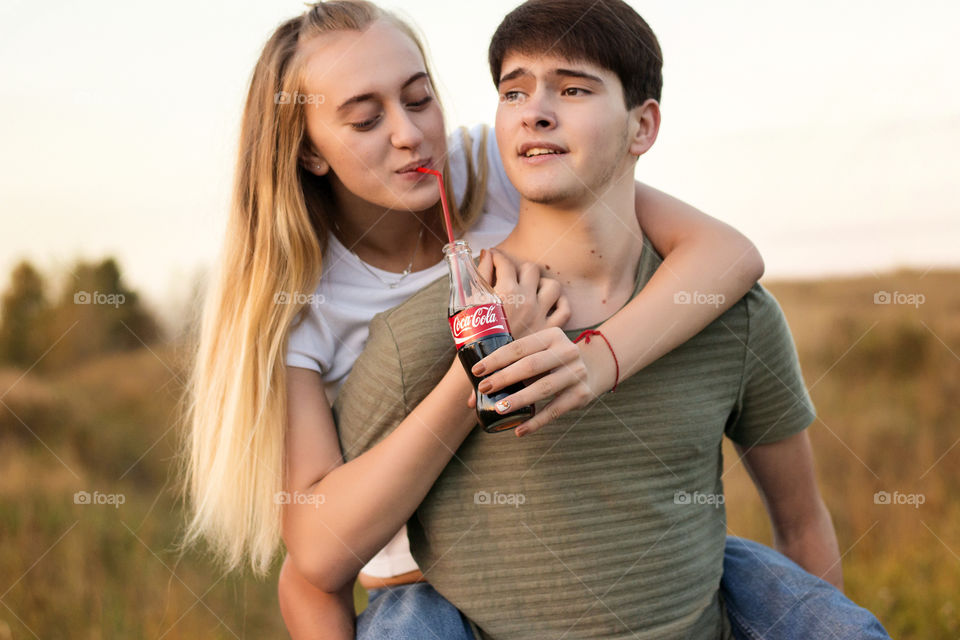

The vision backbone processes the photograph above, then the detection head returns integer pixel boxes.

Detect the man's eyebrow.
[554,68,604,84]
[336,71,429,111]
[498,67,530,86]
[498,66,604,86]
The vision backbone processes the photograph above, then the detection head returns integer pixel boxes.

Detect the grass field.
[0,269,957,638]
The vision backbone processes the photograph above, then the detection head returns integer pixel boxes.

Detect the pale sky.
[1,0,958,317]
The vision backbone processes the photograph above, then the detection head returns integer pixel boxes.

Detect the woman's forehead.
[300,21,427,101]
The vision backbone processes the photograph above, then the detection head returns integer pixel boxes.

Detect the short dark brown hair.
[488,0,663,109]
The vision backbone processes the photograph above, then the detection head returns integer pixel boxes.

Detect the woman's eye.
[351,115,382,131]
[407,96,433,109]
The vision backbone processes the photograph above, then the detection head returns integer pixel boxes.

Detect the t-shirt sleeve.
[447,124,520,224]
[725,285,816,447]
[483,125,521,218]
[285,309,331,374]
[331,313,408,461]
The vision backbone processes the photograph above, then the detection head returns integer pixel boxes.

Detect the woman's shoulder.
[448,123,520,232]
[446,124,488,201]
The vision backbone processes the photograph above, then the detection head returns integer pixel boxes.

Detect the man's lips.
[517,142,568,158]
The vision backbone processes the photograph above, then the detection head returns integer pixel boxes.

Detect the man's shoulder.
[368,275,452,353]
[742,282,786,322]
[334,275,455,460]
[362,274,455,393]
[377,274,448,326]
[736,282,797,351]
[705,282,786,340]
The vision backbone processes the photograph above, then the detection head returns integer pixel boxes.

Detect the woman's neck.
[329,180,445,273]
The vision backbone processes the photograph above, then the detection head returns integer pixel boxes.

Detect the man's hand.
[735,430,845,591]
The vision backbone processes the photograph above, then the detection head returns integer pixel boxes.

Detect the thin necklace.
[334,222,425,289]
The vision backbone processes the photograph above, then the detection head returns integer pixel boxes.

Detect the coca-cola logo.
[449,304,508,347]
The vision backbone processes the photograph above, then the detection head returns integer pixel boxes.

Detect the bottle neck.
[442,240,472,259]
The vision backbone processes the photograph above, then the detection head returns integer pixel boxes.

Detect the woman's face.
[298,21,446,213]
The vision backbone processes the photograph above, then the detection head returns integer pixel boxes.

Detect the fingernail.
[515,428,526,437]
[495,399,511,413]
[472,362,486,375]
[478,381,492,393]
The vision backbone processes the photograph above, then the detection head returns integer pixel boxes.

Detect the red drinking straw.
[416,167,466,307]
[416,167,456,245]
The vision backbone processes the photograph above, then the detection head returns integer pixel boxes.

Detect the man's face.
[495,52,634,208]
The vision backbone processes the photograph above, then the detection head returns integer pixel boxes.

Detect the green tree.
[0,260,50,367]
[42,258,164,370]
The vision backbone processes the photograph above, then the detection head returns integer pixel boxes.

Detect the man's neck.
[496,171,644,329]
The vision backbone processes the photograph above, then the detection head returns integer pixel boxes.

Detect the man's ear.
[299,148,330,176]
[627,99,661,158]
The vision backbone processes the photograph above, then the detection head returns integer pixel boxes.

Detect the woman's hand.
[471,249,617,436]
[477,249,570,337]
[467,327,617,436]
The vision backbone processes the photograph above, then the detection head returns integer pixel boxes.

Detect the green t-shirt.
[334,234,816,640]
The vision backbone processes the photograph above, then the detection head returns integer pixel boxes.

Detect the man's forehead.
[498,52,609,82]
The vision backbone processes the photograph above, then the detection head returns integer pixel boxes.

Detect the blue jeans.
[722,536,890,639]
[358,582,475,640]
[357,536,890,639]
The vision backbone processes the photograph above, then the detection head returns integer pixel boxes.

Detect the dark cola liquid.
[457,333,535,433]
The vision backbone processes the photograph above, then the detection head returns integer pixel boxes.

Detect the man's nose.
[519,91,557,130]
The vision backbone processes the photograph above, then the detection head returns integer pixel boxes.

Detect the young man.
[330,1,891,638]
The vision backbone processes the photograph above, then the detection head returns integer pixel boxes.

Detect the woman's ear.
[627,98,661,158]
[299,150,330,176]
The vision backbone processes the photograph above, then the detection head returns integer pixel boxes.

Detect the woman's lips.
[396,158,433,176]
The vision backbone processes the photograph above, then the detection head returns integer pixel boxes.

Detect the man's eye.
[502,91,524,103]
[562,87,590,97]
[351,115,381,131]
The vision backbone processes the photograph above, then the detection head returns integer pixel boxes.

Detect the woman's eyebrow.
[336,71,429,112]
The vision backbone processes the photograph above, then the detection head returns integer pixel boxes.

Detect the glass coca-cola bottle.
[444,240,535,433]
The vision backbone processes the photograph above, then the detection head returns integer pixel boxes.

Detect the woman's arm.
[278,554,355,640]
[473,183,765,435]
[281,363,477,594]
[277,251,586,639]
[606,182,765,379]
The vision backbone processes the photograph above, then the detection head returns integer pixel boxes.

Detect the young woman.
[177,2,789,638]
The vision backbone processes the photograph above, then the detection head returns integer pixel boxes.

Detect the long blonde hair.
[177,0,488,577]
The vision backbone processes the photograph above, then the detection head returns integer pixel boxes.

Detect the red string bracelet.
[572,329,620,393]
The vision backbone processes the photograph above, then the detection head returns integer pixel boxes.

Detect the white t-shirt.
[285,124,520,578]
